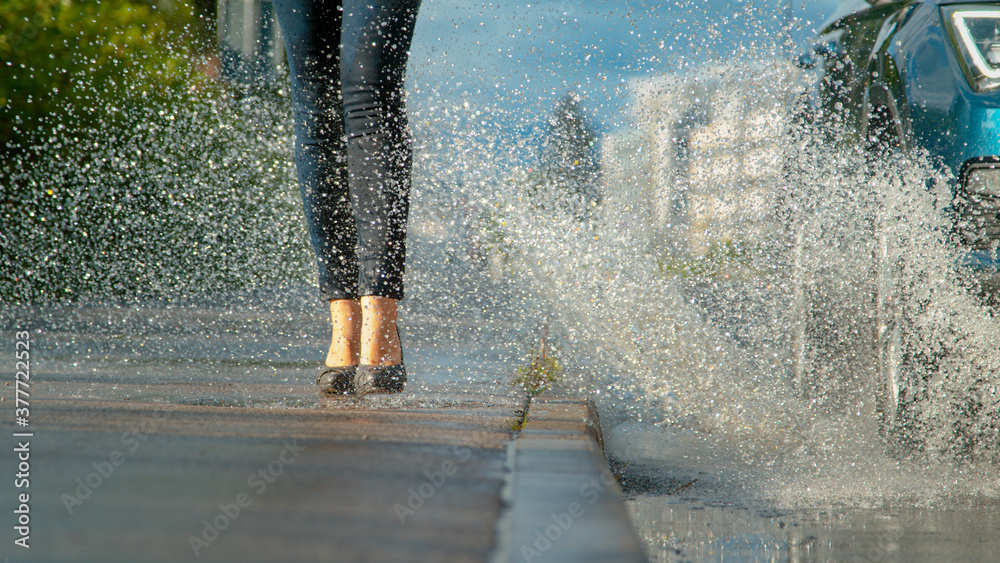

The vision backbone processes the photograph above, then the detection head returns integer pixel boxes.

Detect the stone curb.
[492,394,647,563]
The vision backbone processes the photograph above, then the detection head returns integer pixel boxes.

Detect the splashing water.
[4,1,999,513]
[485,60,1000,505]
[2,62,307,300]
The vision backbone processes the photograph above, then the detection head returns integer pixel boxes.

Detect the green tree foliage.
[526,93,602,220]
[1,0,214,152]
[0,1,310,302]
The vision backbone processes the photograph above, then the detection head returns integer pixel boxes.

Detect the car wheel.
[782,131,872,414]
[784,187,871,415]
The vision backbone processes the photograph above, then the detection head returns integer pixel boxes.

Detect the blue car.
[795,0,1000,439]
[802,0,1000,270]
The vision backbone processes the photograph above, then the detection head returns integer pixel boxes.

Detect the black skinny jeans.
[273,0,420,301]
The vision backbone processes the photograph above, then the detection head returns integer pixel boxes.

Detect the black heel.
[317,366,357,395]
[355,324,406,396]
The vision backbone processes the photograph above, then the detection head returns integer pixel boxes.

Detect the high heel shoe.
[355,324,406,396]
[316,365,356,395]
[354,363,406,396]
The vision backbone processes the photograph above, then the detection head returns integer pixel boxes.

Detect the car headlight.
[943,5,1000,92]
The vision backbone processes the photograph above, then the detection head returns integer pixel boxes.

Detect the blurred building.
[602,63,803,256]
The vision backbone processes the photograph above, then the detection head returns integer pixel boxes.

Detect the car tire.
[783,172,871,416]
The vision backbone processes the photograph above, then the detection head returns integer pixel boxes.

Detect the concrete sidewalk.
[2,384,644,562]
[1,304,644,561]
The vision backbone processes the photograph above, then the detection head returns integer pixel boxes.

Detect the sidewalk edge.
[491,393,647,563]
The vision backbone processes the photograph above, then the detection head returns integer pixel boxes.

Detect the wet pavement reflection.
[1,294,524,410]
[628,495,1000,562]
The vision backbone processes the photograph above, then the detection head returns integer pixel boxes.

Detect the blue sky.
[406,0,842,131]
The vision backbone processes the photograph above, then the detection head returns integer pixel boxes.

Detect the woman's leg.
[328,299,362,367]
[272,0,359,303]
[340,0,420,372]
[341,0,421,302]
[360,296,400,365]
[274,1,365,371]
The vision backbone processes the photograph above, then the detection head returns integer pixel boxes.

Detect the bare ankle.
[359,296,401,365]
[327,299,361,366]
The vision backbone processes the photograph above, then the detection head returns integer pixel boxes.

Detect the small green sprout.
[513,342,562,397]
